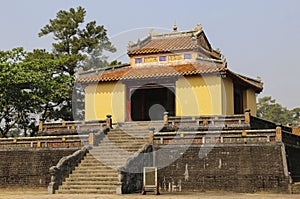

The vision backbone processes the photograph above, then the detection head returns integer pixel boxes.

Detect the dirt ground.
[0,189,300,199]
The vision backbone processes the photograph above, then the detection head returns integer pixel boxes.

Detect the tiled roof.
[127,36,196,55]
[78,64,220,82]
[77,63,263,92]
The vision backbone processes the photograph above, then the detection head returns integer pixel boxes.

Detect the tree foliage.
[24,49,74,122]
[0,48,74,137]
[0,48,28,137]
[0,7,117,137]
[257,96,300,126]
[38,6,116,73]
[37,6,116,122]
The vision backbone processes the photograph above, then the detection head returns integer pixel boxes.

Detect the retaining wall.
[155,142,290,193]
[0,148,79,187]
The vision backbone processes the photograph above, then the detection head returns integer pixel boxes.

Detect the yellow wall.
[221,78,234,115]
[243,89,257,116]
[85,75,258,122]
[175,75,222,116]
[85,82,125,122]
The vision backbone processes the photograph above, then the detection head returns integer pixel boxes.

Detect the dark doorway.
[130,86,175,121]
[234,85,244,114]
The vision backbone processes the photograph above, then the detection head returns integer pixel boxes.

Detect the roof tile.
[128,36,196,55]
[78,63,263,92]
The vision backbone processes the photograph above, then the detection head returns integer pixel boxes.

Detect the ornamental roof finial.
[173,23,178,31]
[195,24,203,31]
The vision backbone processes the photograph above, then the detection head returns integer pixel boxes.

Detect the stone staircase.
[56,121,158,194]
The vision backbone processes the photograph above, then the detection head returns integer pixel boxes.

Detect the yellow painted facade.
[85,82,126,122]
[175,75,223,116]
[85,75,258,121]
[243,89,257,116]
[221,78,234,115]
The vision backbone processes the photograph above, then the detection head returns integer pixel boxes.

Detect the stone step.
[76,164,117,170]
[91,147,142,153]
[63,180,119,185]
[98,139,149,148]
[78,160,123,165]
[78,162,124,167]
[111,129,149,133]
[107,134,149,142]
[84,154,128,160]
[84,152,129,158]
[86,150,131,156]
[95,142,146,147]
[91,149,138,154]
[113,128,149,132]
[111,127,149,131]
[108,141,147,144]
[71,168,117,174]
[80,158,126,164]
[59,184,119,189]
[73,164,113,170]
[65,176,119,182]
[96,142,146,146]
[105,135,148,140]
[93,146,144,151]
[99,136,147,141]
[56,121,150,195]
[81,160,127,166]
[109,129,149,133]
[84,153,127,158]
[91,146,143,151]
[69,172,118,178]
[57,188,116,194]
[78,162,125,167]
[111,130,149,134]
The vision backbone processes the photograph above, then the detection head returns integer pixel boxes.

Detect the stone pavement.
[0,189,300,199]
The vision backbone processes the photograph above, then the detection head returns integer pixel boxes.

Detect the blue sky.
[1,0,299,109]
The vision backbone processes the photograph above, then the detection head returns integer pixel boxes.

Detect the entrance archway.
[130,85,175,121]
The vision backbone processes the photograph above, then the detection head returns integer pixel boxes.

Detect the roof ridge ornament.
[194,24,203,31]
[149,29,158,37]
[173,23,178,32]
[192,23,203,37]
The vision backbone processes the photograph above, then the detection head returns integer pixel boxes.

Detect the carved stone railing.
[153,128,282,145]
[117,144,153,194]
[39,115,112,136]
[163,111,294,135]
[0,134,88,149]
[48,146,89,194]
[164,112,250,131]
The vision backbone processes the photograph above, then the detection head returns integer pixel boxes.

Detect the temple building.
[78,24,263,122]
[15,24,299,195]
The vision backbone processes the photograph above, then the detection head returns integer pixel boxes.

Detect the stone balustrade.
[153,129,284,145]
[0,134,89,149]
[39,115,112,135]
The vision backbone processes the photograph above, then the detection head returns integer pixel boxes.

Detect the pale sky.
[0,0,299,109]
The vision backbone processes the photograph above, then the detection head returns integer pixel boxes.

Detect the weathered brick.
[155,143,289,193]
[0,148,79,187]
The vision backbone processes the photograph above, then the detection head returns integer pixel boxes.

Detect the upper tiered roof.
[127,24,222,61]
